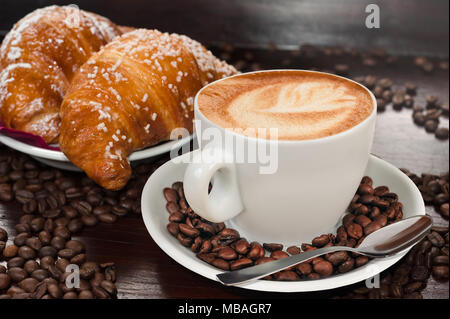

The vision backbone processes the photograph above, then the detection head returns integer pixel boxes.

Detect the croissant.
[0,5,122,143]
[60,29,237,190]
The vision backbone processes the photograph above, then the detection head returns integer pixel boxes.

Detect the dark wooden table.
[0,45,448,299]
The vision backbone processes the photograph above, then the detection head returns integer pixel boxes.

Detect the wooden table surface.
[0,45,448,299]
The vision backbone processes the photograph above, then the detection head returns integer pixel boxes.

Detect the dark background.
[0,0,449,57]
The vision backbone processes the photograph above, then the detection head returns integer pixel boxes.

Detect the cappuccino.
[197,70,374,140]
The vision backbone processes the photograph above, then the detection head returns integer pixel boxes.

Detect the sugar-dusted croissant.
[0,5,122,143]
[60,29,237,190]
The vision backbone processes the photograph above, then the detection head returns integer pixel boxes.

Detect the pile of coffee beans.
[353,75,414,113]
[412,96,449,140]
[164,176,406,281]
[0,225,117,299]
[335,225,448,299]
[400,169,449,220]
[0,145,159,298]
[413,56,449,74]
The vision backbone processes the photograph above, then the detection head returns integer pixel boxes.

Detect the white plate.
[0,133,193,171]
[141,151,425,293]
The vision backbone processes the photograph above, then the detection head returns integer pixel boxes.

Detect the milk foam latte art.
[198,70,374,140]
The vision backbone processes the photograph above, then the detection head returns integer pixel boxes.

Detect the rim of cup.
[194,69,377,145]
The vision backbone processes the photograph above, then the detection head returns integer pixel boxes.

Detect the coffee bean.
[428,232,445,247]
[30,217,45,233]
[71,254,87,265]
[18,246,36,259]
[338,258,355,273]
[197,252,216,264]
[81,215,98,227]
[19,277,39,293]
[50,236,66,251]
[39,246,57,259]
[301,243,317,251]
[7,256,25,268]
[230,258,253,271]
[273,270,300,281]
[58,248,76,259]
[163,188,179,203]
[179,223,200,238]
[410,266,430,281]
[392,93,405,109]
[247,242,265,260]
[358,184,374,195]
[346,223,363,239]
[31,269,49,282]
[98,213,117,224]
[47,283,63,298]
[432,265,449,282]
[0,273,11,290]
[295,262,312,276]
[68,218,83,233]
[3,244,18,258]
[111,205,128,217]
[166,201,180,214]
[63,291,78,299]
[354,215,372,228]
[15,189,34,204]
[70,200,92,216]
[336,226,348,242]
[435,127,449,140]
[37,231,51,246]
[389,283,403,299]
[166,222,179,237]
[64,240,85,255]
[216,247,237,260]
[286,246,301,255]
[47,264,63,280]
[20,260,35,275]
[13,232,30,247]
[211,258,229,271]
[376,99,386,112]
[168,211,184,223]
[228,239,248,255]
[313,260,333,277]
[218,228,240,245]
[364,222,382,235]
[93,205,111,216]
[326,251,349,266]
[311,235,330,248]
[263,243,283,251]
[356,255,370,267]
[433,255,449,266]
[100,280,117,297]
[177,233,193,247]
[0,186,13,202]
[424,120,439,133]
[270,250,289,260]
[25,237,41,251]
[373,186,389,197]
[342,214,355,228]
[8,267,27,282]
[39,256,55,271]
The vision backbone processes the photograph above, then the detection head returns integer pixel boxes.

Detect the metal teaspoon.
[216,215,432,286]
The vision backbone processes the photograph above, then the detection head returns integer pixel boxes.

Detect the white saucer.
[141,151,425,293]
[0,134,193,172]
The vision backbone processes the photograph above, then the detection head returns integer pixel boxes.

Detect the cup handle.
[183,147,244,223]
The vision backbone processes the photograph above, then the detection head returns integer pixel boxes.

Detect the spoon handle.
[216,246,358,286]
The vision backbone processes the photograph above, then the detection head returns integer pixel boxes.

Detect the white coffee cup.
[183,70,377,245]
